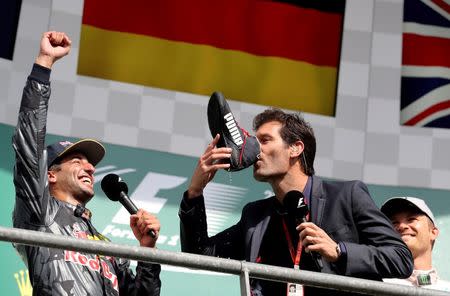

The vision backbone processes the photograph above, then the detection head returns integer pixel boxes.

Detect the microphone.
[284,190,308,224]
[284,190,323,270]
[101,173,156,238]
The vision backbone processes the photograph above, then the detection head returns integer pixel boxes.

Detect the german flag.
[78,0,345,116]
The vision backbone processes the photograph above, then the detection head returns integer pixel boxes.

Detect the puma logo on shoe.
[208,91,260,171]
[224,112,244,146]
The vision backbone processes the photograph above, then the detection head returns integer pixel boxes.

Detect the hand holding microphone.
[101,174,158,242]
[284,190,323,270]
[290,188,343,267]
[130,209,160,248]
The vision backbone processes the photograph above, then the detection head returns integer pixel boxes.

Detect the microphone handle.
[312,251,323,270]
[298,217,323,270]
[119,192,156,238]
[120,192,138,214]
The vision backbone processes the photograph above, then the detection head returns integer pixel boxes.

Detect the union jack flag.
[400,0,450,128]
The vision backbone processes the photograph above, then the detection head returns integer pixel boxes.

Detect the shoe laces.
[238,126,250,166]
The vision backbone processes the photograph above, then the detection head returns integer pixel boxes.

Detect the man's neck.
[413,253,433,270]
[51,189,89,206]
[271,172,309,203]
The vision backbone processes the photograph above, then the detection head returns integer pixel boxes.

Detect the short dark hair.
[48,162,62,172]
[253,108,316,176]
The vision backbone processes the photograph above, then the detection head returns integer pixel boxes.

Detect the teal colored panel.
[1,122,449,295]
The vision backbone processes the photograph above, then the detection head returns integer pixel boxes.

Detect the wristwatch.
[336,242,342,258]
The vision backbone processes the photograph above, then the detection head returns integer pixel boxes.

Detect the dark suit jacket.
[179,176,413,295]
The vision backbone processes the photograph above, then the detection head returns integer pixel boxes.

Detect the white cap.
[381,196,436,225]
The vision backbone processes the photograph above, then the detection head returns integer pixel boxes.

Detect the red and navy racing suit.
[12,64,161,296]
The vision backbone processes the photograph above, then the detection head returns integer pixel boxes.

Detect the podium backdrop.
[1,123,449,295]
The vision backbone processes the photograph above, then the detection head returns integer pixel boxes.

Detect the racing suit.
[12,63,161,296]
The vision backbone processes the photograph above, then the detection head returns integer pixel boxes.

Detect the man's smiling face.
[48,152,96,203]
[390,210,438,259]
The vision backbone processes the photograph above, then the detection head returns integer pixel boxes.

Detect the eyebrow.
[256,132,273,138]
[391,213,421,221]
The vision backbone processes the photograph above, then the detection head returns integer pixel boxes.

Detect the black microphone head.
[284,190,309,221]
[283,190,303,208]
[101,173,128,201]
[296,197,309,220]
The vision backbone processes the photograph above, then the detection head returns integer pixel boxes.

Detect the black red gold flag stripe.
[78,0,345,116]
[0,0,22,60]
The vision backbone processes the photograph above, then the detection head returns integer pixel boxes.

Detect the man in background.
[381,197,450,292]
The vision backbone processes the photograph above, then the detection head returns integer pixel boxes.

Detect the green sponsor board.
[1,123,449,295]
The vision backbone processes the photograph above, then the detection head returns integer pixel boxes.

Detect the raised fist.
[35,31,72,68]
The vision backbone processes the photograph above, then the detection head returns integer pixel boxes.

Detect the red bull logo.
[64,251,118,291]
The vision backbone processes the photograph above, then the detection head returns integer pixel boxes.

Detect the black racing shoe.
[207,91,260,172]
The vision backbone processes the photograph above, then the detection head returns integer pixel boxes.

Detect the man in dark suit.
[179,108,413,295]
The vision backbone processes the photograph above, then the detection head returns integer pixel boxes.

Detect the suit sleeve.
[116,259,161,296]
[12,64,53,226]
[179,192,245,259]
[336,181,413,279]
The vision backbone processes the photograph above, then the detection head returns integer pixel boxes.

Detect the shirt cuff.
[29,63,51,84]
[338,241,348,260]
[181,191,204,209]
[137,261,161,273]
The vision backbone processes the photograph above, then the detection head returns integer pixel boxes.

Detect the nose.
[83,161,95,174]
[395,221,409,232]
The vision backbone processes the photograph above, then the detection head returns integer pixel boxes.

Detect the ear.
[290,141,304,158]
[430,226,439,242]
[48,170,57,184]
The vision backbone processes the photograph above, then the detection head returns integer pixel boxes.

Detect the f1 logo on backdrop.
[94,166,186,222]
[110,172,186,224]
[94,165,248,274]
[94,165,248,237]
[94,166,186,246]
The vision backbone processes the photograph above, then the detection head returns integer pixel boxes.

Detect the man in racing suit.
[12,31,161,295]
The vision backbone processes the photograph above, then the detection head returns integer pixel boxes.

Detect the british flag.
[400,0,450,128]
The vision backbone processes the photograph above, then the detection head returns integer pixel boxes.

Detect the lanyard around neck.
[281,212,309,267]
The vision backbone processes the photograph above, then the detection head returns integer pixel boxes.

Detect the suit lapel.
[250,216,271,262]
[245,196,275,262]
[310,176,326,227]
[247,179,327,262]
